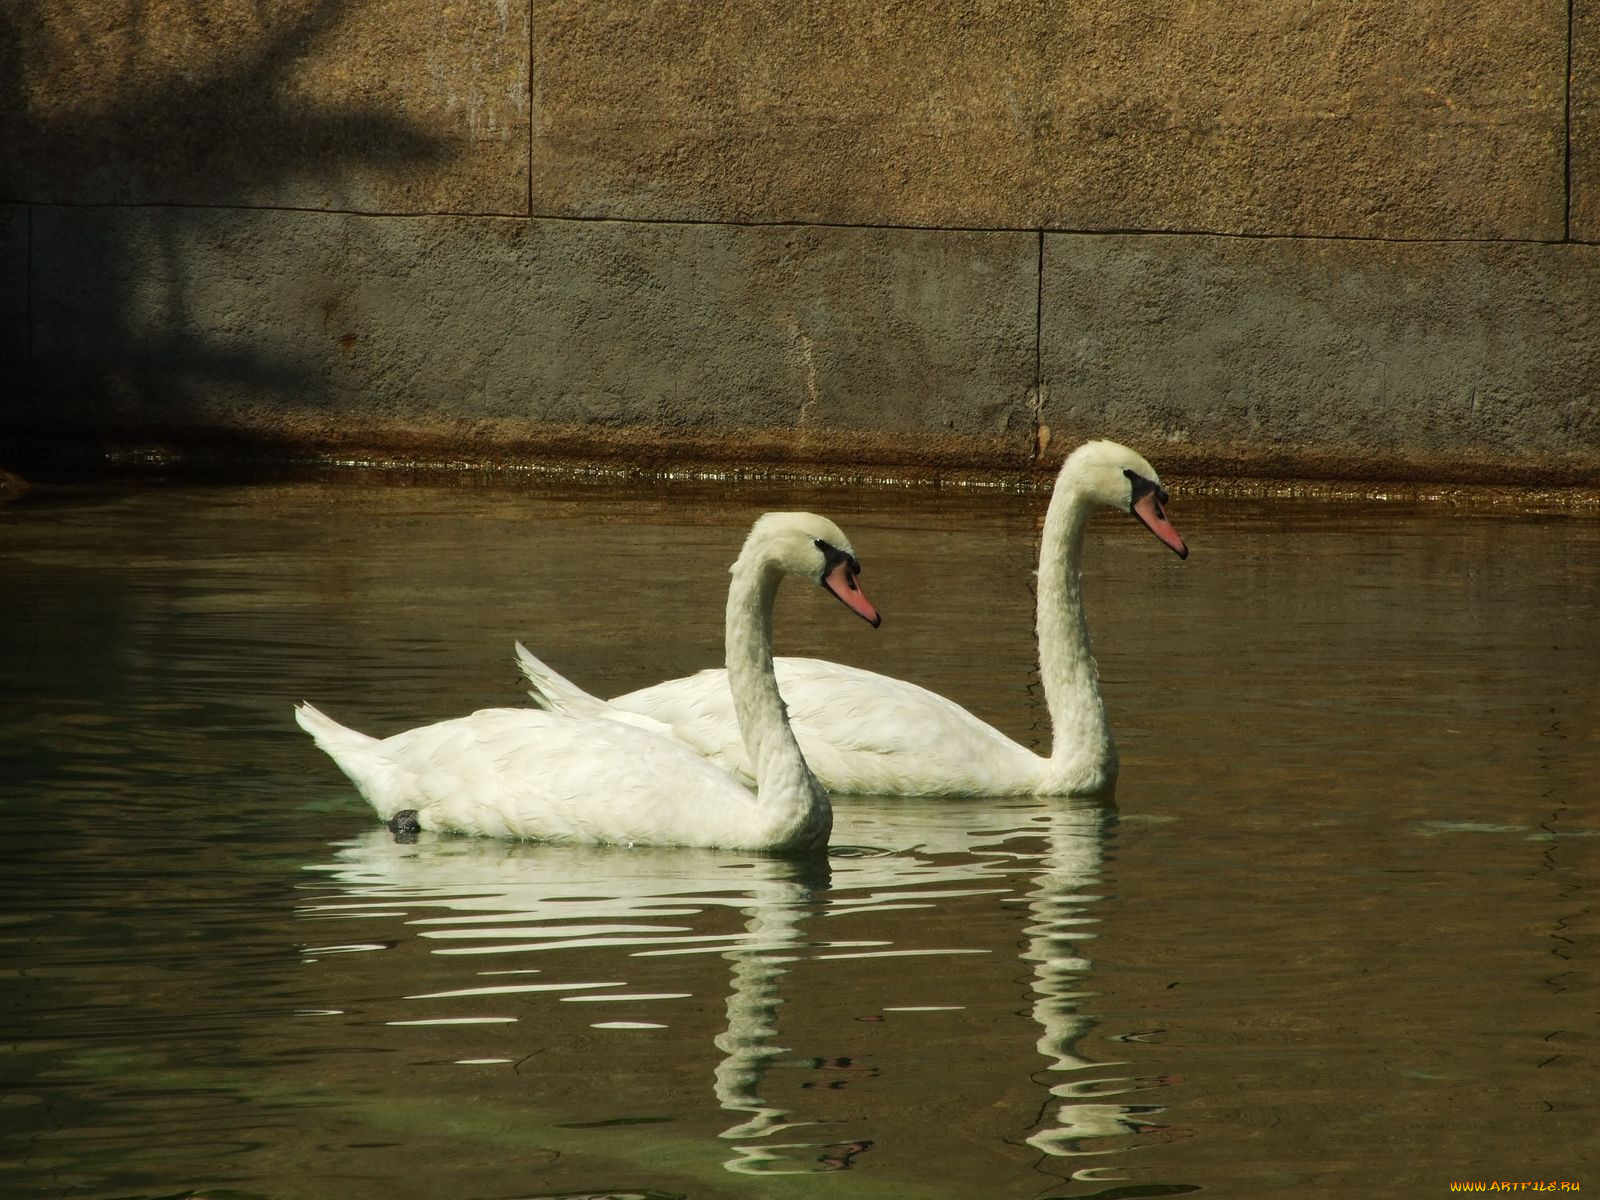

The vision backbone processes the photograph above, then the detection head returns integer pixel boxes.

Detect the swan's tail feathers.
[295,702,376,756]
[512,642,680,740]
[294,703,399,810]
[515,642,610,718]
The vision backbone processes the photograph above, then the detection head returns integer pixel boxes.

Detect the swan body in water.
[517,440,1186,797]
[295,512,880,851]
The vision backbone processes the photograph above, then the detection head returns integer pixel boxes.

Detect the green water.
[2,476,1594,1199]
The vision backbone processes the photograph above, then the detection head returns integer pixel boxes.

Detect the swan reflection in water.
[298,797,1174,1179]
[1017,802,1178,1167]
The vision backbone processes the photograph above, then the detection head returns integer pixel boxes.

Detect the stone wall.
[3,1,1596,484]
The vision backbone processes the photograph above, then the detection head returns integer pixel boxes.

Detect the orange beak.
[1132,490,1189,559]
[822,561,882,627]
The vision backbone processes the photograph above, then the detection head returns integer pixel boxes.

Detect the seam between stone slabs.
[9,197,1597,248]
[525,0,534,221]
[1564,0,1575,242]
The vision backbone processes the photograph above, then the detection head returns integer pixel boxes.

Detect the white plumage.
[295,511,880,851]
[517,440,1188,797]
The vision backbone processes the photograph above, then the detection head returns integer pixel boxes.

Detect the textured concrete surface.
[1041,234,1600,483]
[532,1,1566,239]
[1,0,529,213]
[3,3,1595,486]
[23,206,1038,467]
[1574,0,1600,240]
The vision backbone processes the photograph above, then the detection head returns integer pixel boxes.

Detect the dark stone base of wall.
[6,206,1599,492]
[12,416,1599,498]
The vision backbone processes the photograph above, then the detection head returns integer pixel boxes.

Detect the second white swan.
[518,439,1187,797]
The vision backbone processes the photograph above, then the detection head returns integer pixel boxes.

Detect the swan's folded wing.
[378,707,767,845]
[774,659,1035,795]
[615,658,1038,796]
[612,666,757,782]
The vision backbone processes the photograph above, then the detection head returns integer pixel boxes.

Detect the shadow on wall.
[1,0,451,465]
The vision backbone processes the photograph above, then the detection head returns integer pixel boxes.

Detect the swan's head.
[1063,440,1189,559]
[737,512,882,627]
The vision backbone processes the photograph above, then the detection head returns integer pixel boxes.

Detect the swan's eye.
[814,538,860,580]
[1123,468,1167,511]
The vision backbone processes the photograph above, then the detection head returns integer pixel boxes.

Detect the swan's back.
[615,658,1046,796]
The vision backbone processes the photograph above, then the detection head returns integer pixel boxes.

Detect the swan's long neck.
[1036,470,1115,789]
[725,559,831,849]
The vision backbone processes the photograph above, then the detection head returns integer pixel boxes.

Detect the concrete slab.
[2,0,529,214]
[531,2,1566,239]
[1040,233,1600,483]
[24,207,1039,468]
[1573,0,1600,240]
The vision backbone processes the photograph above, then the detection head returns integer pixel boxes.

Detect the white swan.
[517,440,1187,797]
[294,511,881,851]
